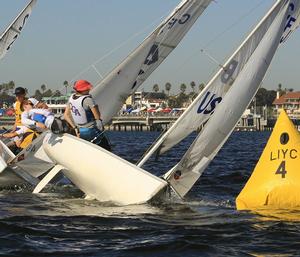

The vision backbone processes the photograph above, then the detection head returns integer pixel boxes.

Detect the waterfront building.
[122,91,168,111]
[272,91,300,118]
[42,94,71,114]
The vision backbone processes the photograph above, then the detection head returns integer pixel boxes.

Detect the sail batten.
[0,0,37,60]
[91,0,212,124]
[164,0,300,198]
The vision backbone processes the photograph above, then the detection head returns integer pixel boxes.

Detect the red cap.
[73,80,93,92]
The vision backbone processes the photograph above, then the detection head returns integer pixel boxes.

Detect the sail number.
[280,3,297,43]
[168,13,191,30]
[6,14,30,51]
[196,59,240,115]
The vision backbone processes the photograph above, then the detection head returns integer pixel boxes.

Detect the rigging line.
[202,0,267,49]
[173,0,268,74]
[92,65,104,79]
[200,49,225,70]
[69,6,176,84]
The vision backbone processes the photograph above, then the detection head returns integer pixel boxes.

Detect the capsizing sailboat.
[0,0,213,188]
[162,0,300,198]
[41,0,300,205]
[0,0,47,187]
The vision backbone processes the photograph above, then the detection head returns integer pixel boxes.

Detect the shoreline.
[3,115,299,132]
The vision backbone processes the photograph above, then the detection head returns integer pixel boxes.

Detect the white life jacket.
[68,94,94,125]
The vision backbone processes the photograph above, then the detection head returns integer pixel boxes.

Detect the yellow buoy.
[236,110,300,210]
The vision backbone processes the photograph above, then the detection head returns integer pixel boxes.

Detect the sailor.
[0,125,30,151]
[2,87,27,153]
[3,87,38,152]
[21,99,55,132]
[64,80,111,151]
[12,87,27,132]
[27,97,49,109]
[12,87,45,130]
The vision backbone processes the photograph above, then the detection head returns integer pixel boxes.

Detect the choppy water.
[1,131,300,256]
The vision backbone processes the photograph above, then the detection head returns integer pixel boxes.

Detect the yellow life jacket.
[19,129,40,149]
[14,101,24,126]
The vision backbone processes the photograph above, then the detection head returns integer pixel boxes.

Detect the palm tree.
[153,84,159,93]
[63,80,69,95]
[165,82,171,96]
[190,81,196,93]
[199,83,205,92]
[180,83,187,94]
[3,83,9,93]
[41,84,46,94]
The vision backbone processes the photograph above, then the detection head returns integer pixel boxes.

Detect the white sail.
[91,0,212,124]
[164,0,298,198]
[0,0,37,60]
[137,0,300,168]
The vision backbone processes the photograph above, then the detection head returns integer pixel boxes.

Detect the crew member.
[0,125,30,151]
[64,80,110,151]
[21,99,55,132]
[4,88,47,152]
[12,87,27,132]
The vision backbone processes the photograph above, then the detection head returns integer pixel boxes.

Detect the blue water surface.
[1,131,300,257]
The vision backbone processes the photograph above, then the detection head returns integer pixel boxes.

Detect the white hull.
[43,133,168,205]
[0,161,52,188]
[0,133,54,188]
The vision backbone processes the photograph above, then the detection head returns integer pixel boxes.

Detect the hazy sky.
[0,0,299,95]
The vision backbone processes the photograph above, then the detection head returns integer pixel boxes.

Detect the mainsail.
[163,0,300,198]
[91,0,212,124]
[137,0,300,168]
[0,0,37,60]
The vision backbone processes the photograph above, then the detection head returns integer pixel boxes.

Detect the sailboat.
[0,0,213,188]
[138,0,300,197]
[0,0,45,186]
[161,0,300,198]
[41,0,300,205]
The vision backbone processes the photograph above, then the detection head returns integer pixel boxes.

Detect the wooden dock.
[2,115,297,132]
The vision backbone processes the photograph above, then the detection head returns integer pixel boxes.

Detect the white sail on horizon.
[163,0,300,198]
[0,0,37,60]
[90,0,212,124]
